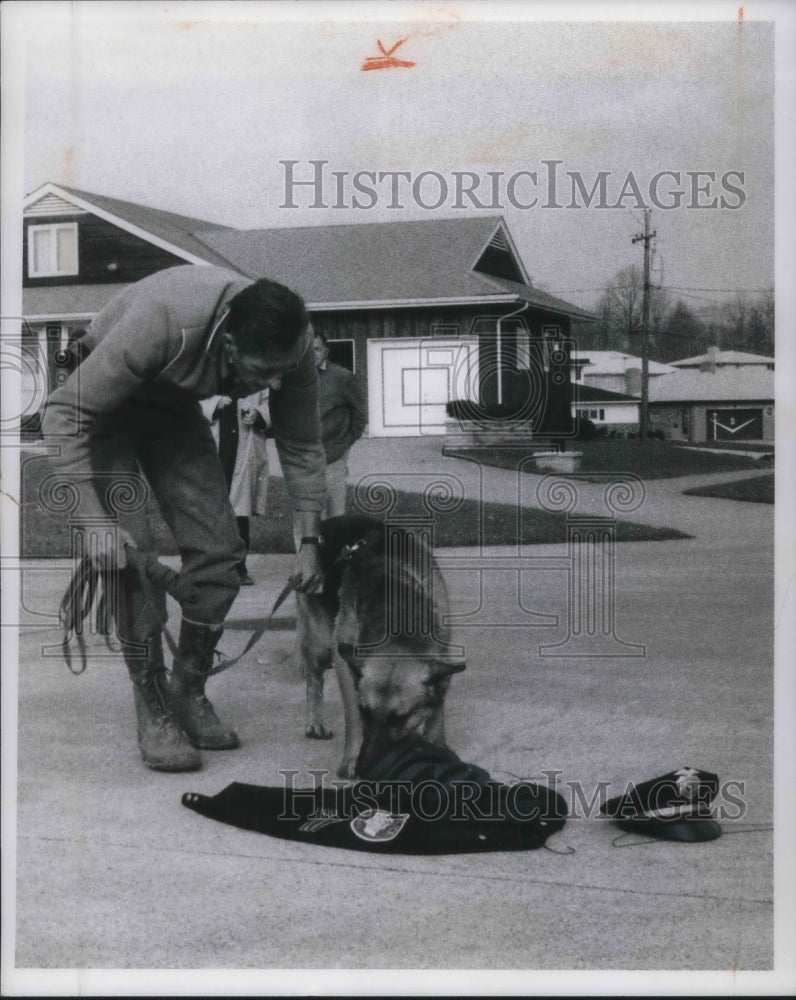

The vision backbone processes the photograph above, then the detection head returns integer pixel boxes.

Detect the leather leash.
[60,547,302,676]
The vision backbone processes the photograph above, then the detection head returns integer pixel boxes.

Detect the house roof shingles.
[647,368,775,403]
[194,216,503,303]
[571,350,678,376]
[671,349,775,367]
[573,385,640,404]
[23,185,596,321]
[195,216,598,315]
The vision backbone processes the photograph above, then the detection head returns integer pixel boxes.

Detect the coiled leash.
[58,556,118,674]
[59,546,302,676]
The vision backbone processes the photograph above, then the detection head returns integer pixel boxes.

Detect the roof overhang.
[24,312,99,322]
[25,290,585,318]
[306,293,519,312]
[649,398,774,406]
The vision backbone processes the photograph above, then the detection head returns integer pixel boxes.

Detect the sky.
[7,2,781,314]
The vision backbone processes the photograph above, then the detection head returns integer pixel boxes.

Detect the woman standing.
[201,390,271,585]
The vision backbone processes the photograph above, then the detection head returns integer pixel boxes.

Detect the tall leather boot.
[169,620,240,750]
[125,634,202,772]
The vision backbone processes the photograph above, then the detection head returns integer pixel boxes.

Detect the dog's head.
[345,653,467,775]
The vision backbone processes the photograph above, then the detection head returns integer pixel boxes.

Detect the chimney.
[700,346,719,373]
[625,366,642,396]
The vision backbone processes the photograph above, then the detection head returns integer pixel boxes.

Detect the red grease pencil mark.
[738,6,743,22]
[361,38,416,71]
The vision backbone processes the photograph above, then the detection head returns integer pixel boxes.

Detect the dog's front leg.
[296,593,334,740]
[305,653,334,740]
[422,675,454,747]
[334,654,362,778]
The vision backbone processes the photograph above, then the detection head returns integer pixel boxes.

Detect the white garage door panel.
[368,337,479,437]
[402,368,450,406]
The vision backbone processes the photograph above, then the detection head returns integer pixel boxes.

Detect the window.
[429,323,461,338]
[28,223,78,277]
[541,324,562,371]
[327,338,355,373]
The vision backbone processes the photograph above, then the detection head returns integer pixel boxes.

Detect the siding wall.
[23,213,187,288]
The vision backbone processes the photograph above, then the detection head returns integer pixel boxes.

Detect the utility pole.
[632,209,655,440]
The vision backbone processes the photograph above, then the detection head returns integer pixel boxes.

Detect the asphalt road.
[5,439,783,993]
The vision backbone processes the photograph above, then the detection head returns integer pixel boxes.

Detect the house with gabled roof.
[669,347,775,373]
[22,182,594,436]
[570,350,678,395]
[571,385,640,434]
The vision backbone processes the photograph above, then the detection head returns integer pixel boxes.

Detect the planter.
[532,451,582,473]
[444,418,540,448]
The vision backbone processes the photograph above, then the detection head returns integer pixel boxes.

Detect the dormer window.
[28,222,78,277]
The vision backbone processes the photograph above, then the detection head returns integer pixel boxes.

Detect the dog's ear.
[429,657,467,679]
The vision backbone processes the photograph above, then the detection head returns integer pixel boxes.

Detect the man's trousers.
[87,385,245,641]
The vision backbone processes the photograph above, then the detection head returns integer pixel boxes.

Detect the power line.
[661,286,772,293]
[543,285,771,294]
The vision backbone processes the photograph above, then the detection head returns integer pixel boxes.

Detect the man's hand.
[214,395,234,417]
[293,542,324,593]
[89,527,137,571]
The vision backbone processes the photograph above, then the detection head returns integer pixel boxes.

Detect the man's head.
[222,278,309,396]
[313,329,329,370]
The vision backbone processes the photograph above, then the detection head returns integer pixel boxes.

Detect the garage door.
[367,337,479,437]
[707,408,763,440]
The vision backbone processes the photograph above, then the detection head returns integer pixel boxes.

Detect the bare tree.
[595,264,643,352]
[661,300,707,360]
[594,265,670,356]
[716,289,774,356]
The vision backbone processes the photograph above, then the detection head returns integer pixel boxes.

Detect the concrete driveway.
[4,437,785,994]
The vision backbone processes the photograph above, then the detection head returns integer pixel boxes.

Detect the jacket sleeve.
[41,297,171,516]
[345,371,368,446]
[268,335,327,512]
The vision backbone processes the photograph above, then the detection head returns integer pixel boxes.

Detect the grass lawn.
[676,440,774,454]
[683,473,774,504]
[444,439,762,480]
[20,451,690,557]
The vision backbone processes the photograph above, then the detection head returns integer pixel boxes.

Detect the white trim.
[27,222,79,277]
[23,183,213,266]
[25,192,88,217]
[25,292,588,322]
[23,312,98,322]
[326,336,356,374]
[306,294,517,311]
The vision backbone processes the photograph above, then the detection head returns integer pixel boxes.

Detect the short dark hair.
[227,278,308,355]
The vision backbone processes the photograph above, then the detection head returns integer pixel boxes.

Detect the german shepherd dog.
[296,515,466,778]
